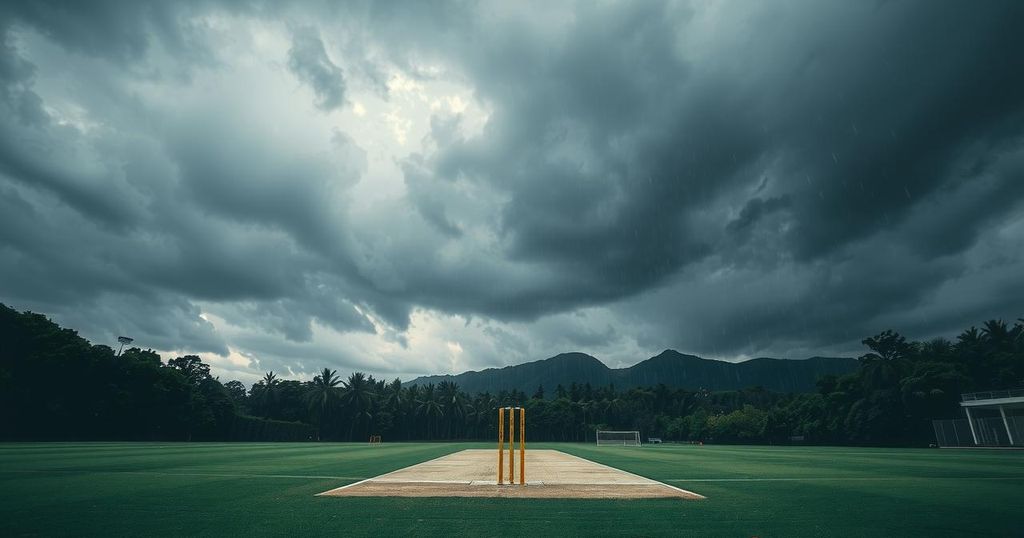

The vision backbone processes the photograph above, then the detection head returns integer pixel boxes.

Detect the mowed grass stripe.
[551,444,1024,481]
[666,476,1023,482]
[0,442,468,477]
[2,442,1022,537]
[1,468,368,480]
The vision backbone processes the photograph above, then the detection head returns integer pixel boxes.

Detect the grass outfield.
[1,442,1021,537]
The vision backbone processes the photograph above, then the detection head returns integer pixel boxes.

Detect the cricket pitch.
[317,449,703,499]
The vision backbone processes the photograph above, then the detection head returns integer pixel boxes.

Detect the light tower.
[116,336,134,357]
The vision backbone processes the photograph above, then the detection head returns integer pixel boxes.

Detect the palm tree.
[382,379,403,409]
[472,392,496,439]
[416,384,444,440]
[381,379,404,440]
[600,397,625,424]
[306,368,343,440]
[956,327,982,351]
[404,384,421,436]
[340,372,375,440]
[255,371,279,418]
[463,400,480,439]
[572,400,597,439]
[438,381,466,439]
[861,330,910,361]
[922,338,952,360]
[981,319,1010,351]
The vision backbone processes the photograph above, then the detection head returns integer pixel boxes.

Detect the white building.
[958,389,1024,446]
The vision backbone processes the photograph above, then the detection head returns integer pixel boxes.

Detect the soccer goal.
[596,430,641,446]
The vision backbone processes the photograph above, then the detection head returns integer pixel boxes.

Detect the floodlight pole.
[116,336,134,357]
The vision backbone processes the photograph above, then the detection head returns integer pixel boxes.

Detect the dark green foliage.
[0,305,309,442]
[1,303,1021,446]
[0,305,196,440]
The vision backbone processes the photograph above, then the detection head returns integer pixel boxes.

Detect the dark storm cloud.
[1,0,1023,377]
[764,2,1024,261]
[2,2,157,63]
[0,34,142,231]
[400,154,463,237]
[165,106,356,256]
[388,3,719,316]
[726,195,792,238]
[287,27,347,111]
[0,191,229,353]
[221,326,398,377]
[381,0,1024,350]
[0,0,237,67]
[0,2,377,357]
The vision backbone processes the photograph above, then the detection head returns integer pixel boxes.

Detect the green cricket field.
[1,442,1021,537]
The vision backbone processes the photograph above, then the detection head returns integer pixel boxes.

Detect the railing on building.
[961,389,1024,402]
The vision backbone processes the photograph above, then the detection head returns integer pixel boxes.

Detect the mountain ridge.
[407,349,858,394]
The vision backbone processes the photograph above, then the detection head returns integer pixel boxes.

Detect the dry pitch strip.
[321,407,702,500]
[317,449,703,499]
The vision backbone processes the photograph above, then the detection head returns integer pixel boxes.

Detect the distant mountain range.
[407,350,858,394]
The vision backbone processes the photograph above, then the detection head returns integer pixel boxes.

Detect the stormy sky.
[2,1,1023,384]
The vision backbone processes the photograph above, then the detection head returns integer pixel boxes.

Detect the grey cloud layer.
[288,27,347,111]
[1,0,1023,380]
[391,1,1024,349]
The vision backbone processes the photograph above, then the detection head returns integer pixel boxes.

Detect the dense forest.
[1,303,1021,445]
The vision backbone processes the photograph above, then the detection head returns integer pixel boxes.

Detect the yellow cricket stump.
[497,407,505,484]
[497,406,526,485]
[519,406,526,485]
[507,406,517,484]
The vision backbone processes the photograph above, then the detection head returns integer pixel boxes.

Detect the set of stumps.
[319,404,704,499]
[496,406,526,485]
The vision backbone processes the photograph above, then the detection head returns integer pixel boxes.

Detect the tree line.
[1,303,1020,445]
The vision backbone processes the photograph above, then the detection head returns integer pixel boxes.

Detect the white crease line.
[370,479,661,486]
[372,479,474,484]
[316,449,474,495]
[316,477,376,495]
[540,481,667,485]
[556,451,706,499]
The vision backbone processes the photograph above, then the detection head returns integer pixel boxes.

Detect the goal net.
[596,430,641,446]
